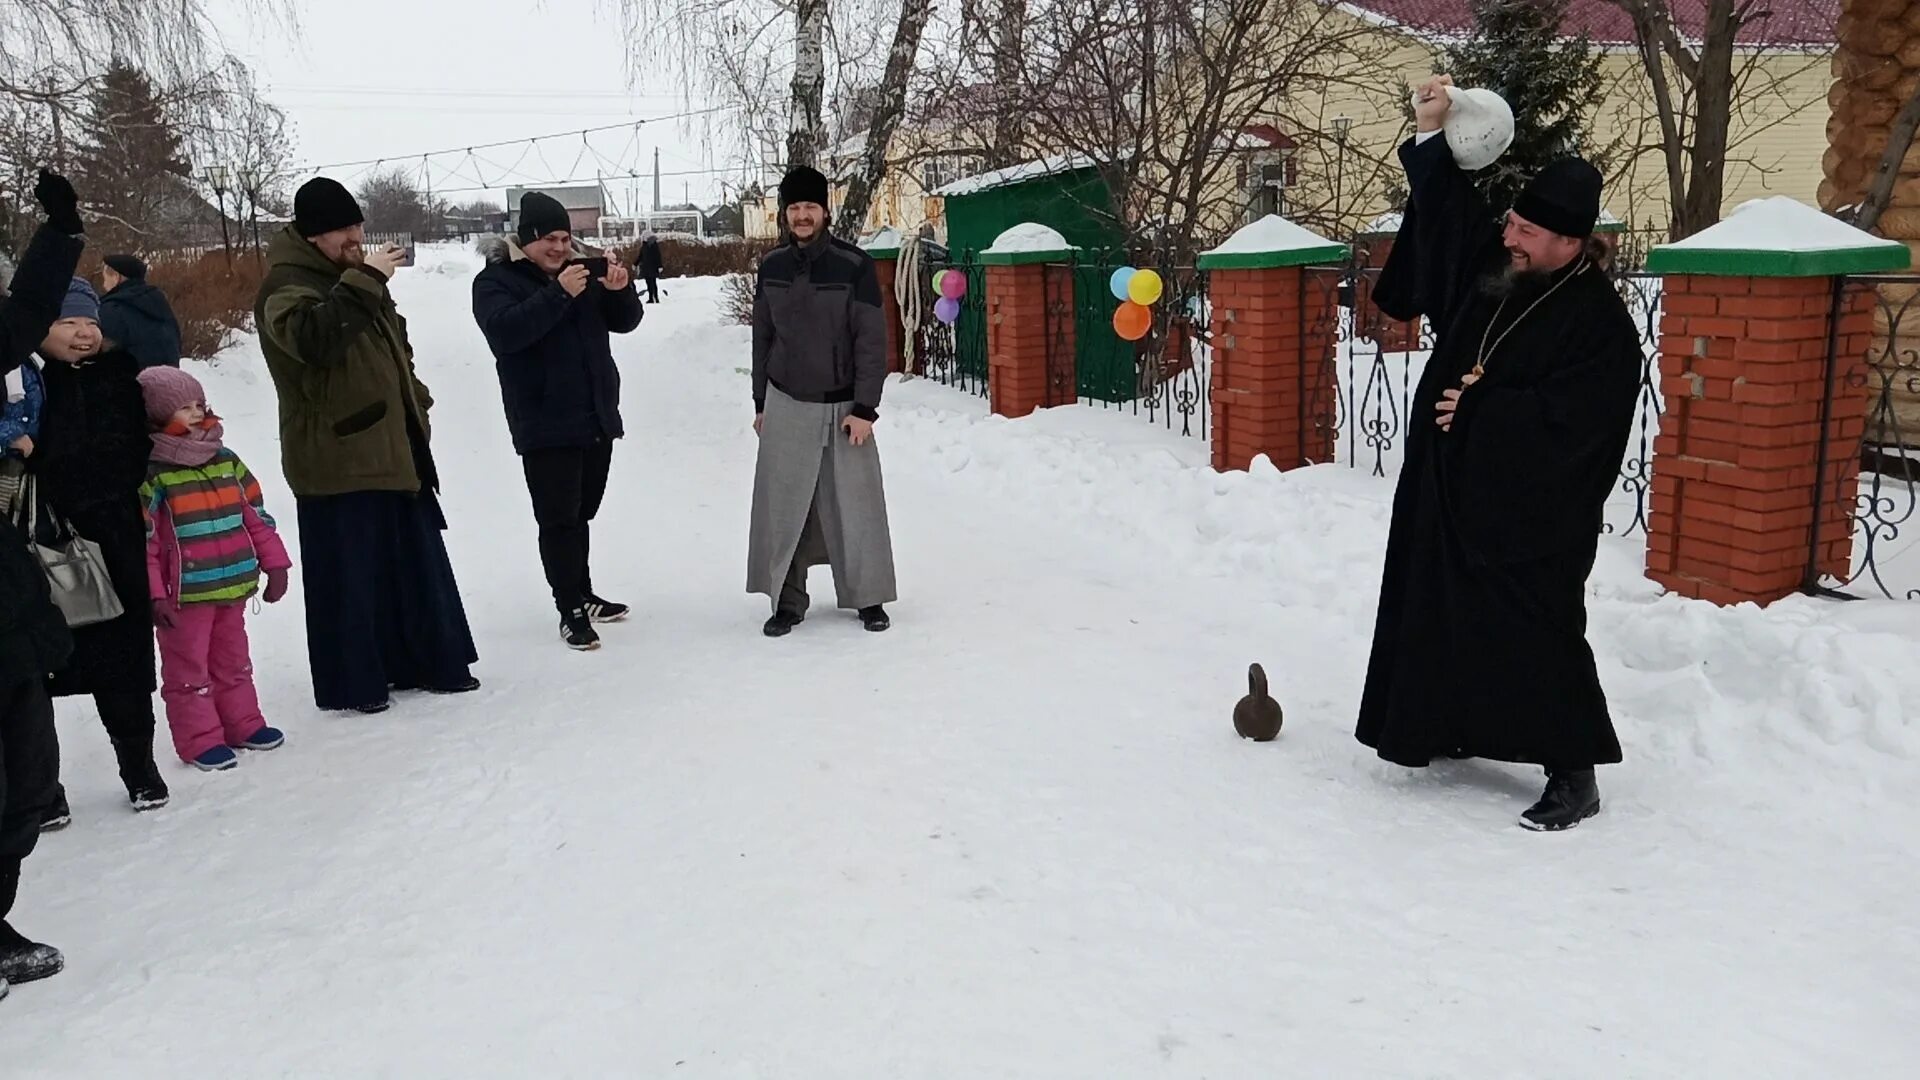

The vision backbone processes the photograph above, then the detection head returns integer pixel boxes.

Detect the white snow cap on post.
[1645,196,1912,276]
[983,223,1074,256]
[1197,214,1348,269]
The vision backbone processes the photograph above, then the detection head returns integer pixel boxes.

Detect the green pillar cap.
[1198,214,1348,270]
[1645,197,1911,277]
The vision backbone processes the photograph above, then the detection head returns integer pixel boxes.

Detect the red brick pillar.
[983,237,1077,419]
[1644,275,1876,605]
[1198,224,1348,471]
[869,252,905,374]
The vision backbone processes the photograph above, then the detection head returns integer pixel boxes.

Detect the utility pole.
[652,148,661,212]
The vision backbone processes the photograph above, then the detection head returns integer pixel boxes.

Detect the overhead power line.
[290,104,736,174]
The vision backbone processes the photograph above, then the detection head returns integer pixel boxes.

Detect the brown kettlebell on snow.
[1233,663,1283,741]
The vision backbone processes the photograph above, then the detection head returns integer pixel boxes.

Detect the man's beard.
[1481,261,1551,299]
[335,241,365,269]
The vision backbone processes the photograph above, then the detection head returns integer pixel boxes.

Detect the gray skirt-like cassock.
[746,386,897,611]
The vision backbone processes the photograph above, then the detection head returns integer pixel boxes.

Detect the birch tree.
[832,0,934,238]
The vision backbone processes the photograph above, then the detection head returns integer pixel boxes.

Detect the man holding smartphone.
[473,191,644,651]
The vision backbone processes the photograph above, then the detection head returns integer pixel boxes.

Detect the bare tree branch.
[1855,79,1920,235]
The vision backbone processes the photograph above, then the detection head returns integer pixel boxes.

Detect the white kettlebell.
[1412,84,1515,172]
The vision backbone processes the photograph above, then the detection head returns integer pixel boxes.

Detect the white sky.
[208,0,751,213]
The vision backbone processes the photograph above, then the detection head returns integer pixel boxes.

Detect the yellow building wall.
[1252,14,1831,245]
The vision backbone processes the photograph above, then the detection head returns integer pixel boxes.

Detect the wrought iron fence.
[1811,274,1920,600]
[1063,260,1212,439]
[1300,251,1666,539]
[908,253,988,399]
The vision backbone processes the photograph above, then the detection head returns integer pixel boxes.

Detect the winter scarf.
[149,417,224,467]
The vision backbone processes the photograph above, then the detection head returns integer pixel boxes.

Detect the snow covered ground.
[3,245,1915,1077]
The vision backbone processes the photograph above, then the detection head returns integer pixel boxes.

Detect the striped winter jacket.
[142,449,293,607]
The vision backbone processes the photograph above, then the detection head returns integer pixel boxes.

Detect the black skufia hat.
[1512,157,1603,238]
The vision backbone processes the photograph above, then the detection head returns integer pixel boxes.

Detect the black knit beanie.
[103,254,147,280]
[294,178,365,238]
[517,191,572,244]
[778,166,831,210]
[1511,157,1603,239]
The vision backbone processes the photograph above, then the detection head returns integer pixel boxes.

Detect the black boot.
[0,922,63,986]
[1519,768,1601,832]
[763,609,805,638]
[38,791,70,832]
[0,868,60,986]
[858,605,890,633]
[114,737,170,813]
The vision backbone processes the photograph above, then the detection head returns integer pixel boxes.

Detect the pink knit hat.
[136,366,210,426]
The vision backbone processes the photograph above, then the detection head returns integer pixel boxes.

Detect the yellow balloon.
[1127,268,1164,306]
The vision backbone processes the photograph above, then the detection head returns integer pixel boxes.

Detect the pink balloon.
[939,269,967,300]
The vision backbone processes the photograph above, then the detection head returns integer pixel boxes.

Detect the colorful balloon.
[1113,301,1152,341]
[1109,266,1137,302]
[935,296,961,324]
[940,269,967,300]
[1127,268,1164,306]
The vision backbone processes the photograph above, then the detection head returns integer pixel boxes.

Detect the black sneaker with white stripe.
[560,606,601,651]
[582,594,629,623]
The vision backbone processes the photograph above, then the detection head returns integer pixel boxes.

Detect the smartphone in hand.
[566,256,610,279]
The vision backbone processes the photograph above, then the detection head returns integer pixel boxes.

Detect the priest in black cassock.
[1357,75,1642,832]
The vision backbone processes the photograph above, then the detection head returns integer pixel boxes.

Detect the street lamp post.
[1331,116,1355,311]
[1331,115,1353,229]
[205,164,232,265]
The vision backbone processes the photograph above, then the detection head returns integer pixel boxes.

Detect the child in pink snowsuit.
[137,367,293,771]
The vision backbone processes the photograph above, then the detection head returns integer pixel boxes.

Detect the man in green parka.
[254,178,479,714]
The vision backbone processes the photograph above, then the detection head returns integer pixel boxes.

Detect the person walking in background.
[0,170,88,1001]
[1356,75,1641,832]
[255,177,479,714]
[637,230,662,303]
[747,166,898,637]
[97,255,181,370]
[32,275,171,824]
[473,192,643,651]
[138,366,291,771]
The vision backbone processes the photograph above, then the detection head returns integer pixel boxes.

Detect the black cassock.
[1355,134,1641,769]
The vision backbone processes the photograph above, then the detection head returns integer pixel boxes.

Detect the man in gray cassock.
[747,166,898,637]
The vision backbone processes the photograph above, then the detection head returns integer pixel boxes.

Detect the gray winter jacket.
[751,232,886,421]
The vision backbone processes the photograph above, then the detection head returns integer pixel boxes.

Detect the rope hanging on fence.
[897,238,923,378]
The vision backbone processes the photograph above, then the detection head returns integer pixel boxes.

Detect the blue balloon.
[1109,266,1137,302]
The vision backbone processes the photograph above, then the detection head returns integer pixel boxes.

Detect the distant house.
[505,185,610,236]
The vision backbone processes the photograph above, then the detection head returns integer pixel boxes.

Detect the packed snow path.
[3,247,1914,1077]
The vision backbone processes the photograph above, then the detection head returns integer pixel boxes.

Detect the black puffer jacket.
[0,224,83,685]
[33,346,156,697]
[99,279,183,369]
[471,237,644,454]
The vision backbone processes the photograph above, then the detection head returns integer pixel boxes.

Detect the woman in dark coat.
[29,277,168,822]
